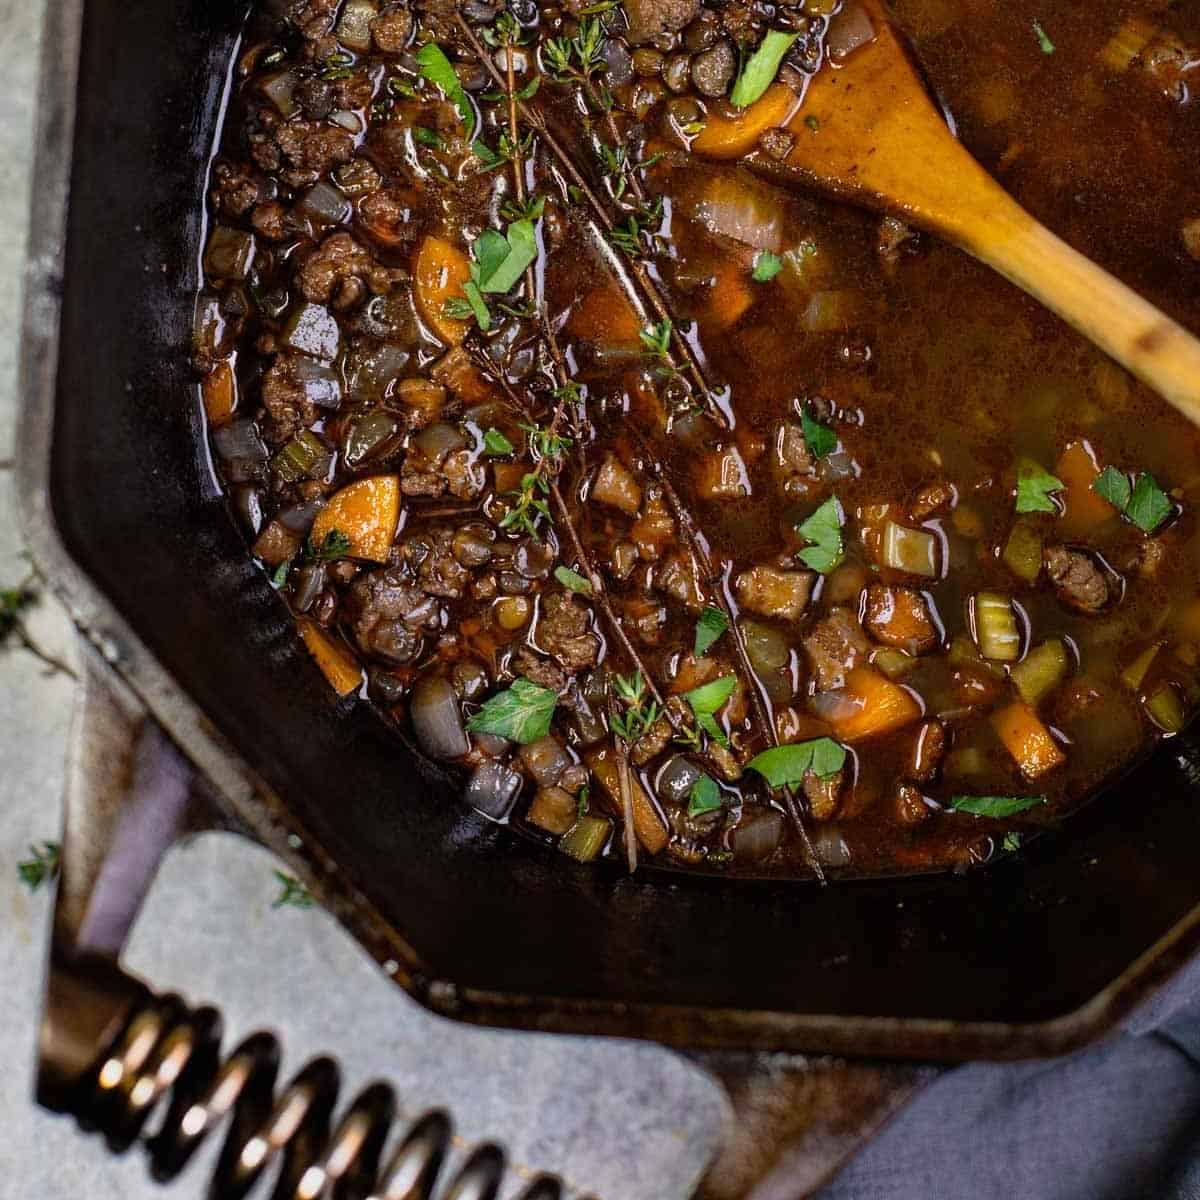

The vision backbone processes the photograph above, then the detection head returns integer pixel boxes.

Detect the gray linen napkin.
[817,954,1200,1200]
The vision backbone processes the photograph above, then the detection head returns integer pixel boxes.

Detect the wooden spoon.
[699,0,1200,422]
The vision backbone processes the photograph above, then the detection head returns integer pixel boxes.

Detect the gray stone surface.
[0,3,728,1195]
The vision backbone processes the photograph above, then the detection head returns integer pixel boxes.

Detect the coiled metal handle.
[72,991,566,1200]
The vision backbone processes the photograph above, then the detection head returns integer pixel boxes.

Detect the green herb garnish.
[415,43,476,139]
[751,251,783,282]
[796,496,844,573]
[730,30,799,109]
[1126,473,1173,533]
[684,674,737,746]
[1015,458,1064,514]
[554,565,592,594]
[413,125,444,149]
[272,870,315,909]
[950,794,1047,818]
[611,671,661,742]
[1092,467,1173,532]
[746,738,846,789]
[271,559,291,587]
[801,407,837,459]
[18,841,60,891]
[482,428,514,456]
[687,774,724,818]
[694,605,729,657]
[1002,832,1023,852]
[306,529,352,563]
[1093,465,1132,510]
[639,318,673,362]
[467,677,558,743]
[472,215,540,294]
[1032,20,1055,54]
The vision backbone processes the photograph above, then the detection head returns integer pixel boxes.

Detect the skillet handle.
[36,644,570,1200]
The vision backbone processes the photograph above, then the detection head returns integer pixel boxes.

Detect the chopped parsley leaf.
[467,677,558,744]
[745,738,846,789]
[796,495,843,573]
[694,605,729,657]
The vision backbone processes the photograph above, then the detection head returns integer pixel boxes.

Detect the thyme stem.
[626,427,826,883]
[454,12,726,429]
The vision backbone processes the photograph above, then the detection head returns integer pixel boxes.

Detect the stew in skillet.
[194,0,1200,877]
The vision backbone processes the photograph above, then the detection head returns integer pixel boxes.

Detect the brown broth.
[197,0,1200,878]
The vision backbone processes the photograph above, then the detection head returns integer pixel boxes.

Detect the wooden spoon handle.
[950,192,1200,424]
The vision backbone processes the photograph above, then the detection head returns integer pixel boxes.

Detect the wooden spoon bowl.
[698,0,1200,423]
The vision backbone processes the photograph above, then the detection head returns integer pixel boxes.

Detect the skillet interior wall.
[46,0,1200,1049]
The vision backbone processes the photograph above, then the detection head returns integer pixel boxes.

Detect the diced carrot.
[309,475,401,563]
[991,700,1066,780]
[692,84,802,160]
[586,745,669,855]
[567,279,642,347]
[671,654,718,695]
[858,501,905,564]
[864,584,937,654]
[202,360,237,426]
[1056,440,1116,537]
[492,461,526,494]
[413,235,471,347]
[826,666,922,743]
[297,618,364,697]
[702,256,755,331]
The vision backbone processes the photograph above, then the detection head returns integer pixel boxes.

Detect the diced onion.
[732,809,783,863]
[212,419,267,461]
[411,675,470,761]
[277,498,325,533]
[655,754,704,805]
[826,2,876,62]
[519,736,570,788]
[260,69,299,117]
[299,181,353,226]
[292,357,343,409]
[335,0,377,52]
[464,761,522,820]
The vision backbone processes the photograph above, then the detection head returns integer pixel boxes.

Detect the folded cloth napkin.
[816,954,1200,1200]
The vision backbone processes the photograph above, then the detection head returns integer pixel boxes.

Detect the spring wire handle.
[74,991,571,1200]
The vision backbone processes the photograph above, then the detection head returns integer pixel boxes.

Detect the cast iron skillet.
[24,0,1200,1061]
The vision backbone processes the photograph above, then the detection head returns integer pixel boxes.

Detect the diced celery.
[872,647,916,679]
[882,521,938,577]
[272,429,326,482]
[1145,684,1186,733]
[1121,643,1160,691]
[975,592,1020,662]
[559,815,612,862]
[1098,16,1155,72]
[1002,518,1043,584]
[1011,639,1068,705]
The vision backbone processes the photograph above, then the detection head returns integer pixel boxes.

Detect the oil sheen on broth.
[193,0,1200,878]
